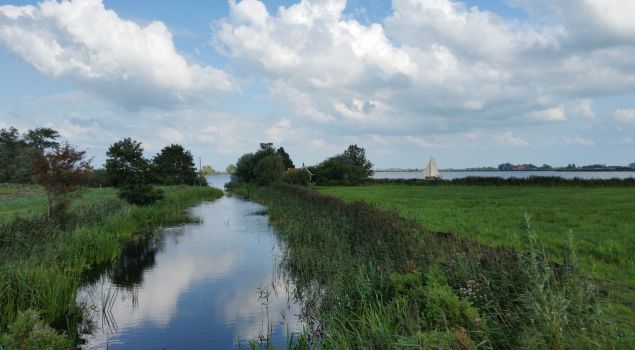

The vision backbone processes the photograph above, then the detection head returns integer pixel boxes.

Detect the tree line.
[1,126,208,222]
[229,143,374,187]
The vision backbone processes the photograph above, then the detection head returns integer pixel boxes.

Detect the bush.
[230,143,292,186]
[106,138,162,205]
[282,168,311,186]
[119,184,164,206]
[0,309,71,350]
[80,168,111,187]
[311,145,373,185]
[196,173,209,187]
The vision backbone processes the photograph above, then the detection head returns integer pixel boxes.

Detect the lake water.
[374,170,635,180]
[78,175,301,349]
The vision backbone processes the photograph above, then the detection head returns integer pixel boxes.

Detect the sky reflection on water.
[78,192,301,349]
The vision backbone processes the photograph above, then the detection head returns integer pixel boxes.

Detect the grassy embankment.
[236,184,631,349]
[0,183,223,343]
[318,184,635,328]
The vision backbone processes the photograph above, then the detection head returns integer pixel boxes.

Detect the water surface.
[78,179,300,349]
[374,170,635,180]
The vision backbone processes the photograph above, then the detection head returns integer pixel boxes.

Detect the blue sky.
[1,0,634,169]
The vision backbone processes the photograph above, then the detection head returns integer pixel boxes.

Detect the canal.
[78,175,302,349]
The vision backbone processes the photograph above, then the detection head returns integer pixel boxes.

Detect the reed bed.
[0,185,223,344]
[236,184,631,349]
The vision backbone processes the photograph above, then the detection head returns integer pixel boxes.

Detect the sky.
[0,0,634,169]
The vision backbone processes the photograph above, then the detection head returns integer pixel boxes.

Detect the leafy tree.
[106,138,162,205]
[24,127,60,151]
[343,144,373,177]
[0,127,21,182]
[255,153,286,185]
[32,142,92,221]
[200,165,216,175]
[1,126,67,184]
[277,147,295,169]
[312,145,374,185]
[12,146,41,183]
[230,143,293,185]
[152,144,197,185]
[232,153,256,184]
[226,164,237,174]
[105,138,150,187]
[498,163,514,171]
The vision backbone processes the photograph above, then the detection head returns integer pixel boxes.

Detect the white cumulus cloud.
[0,0,235,110]
[614,109,635,124]
[213,0,635,136]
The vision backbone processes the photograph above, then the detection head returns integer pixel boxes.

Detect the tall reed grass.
[235,183,630,349]
[0,185,223,345]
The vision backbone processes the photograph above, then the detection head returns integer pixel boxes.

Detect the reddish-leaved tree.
[33,142,92,221]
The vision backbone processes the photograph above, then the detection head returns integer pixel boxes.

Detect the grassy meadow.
[318,184,635,327]
[0,183,223,345]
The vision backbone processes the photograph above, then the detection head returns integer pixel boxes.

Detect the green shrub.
[281,168,311,186]
[0,309,71,350]
[118,184,164,206]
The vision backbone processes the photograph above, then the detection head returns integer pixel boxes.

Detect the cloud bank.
[214,0,635,136]
[0,0,235,109]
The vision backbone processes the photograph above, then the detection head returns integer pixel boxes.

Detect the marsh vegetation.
[235,183,632,349]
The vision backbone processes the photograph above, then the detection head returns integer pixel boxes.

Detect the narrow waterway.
[77,176,302,349]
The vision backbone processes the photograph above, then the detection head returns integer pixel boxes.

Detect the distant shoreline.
[375,169,635,172]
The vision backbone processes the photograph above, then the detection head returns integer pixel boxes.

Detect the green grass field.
[318,184,635,325]
[0,184,120,223]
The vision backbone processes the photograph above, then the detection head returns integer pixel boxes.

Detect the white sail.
[424,158,440,178]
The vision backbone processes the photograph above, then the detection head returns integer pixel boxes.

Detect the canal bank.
[78,177,302,349]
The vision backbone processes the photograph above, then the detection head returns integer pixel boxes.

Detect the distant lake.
[373,171,635,180]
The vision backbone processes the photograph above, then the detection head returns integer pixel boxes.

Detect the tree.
[24,128,60,151]
[277,147,295,169]
[229,143,292,185]
[200,165,215,175]
[312,145,374,185]
[255,153,286,185]
[0,126,61,184]
[232,153,256,184]
[498,163,514,171]
[105,138,149,187]
[226,164,237,174]
[32,142,92,221]
[0,127,21,182]
[106,138,162,205]
[152,144,197,185]
[343,144,373,178]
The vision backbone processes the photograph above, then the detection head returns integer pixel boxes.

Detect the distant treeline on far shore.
[377,162,635,172]
[368,176,635,187]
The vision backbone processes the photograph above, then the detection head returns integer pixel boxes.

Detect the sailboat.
[423,158,440,179]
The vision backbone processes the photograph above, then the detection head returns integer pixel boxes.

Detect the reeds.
[0,185,223,344]
[235,183,630,349]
